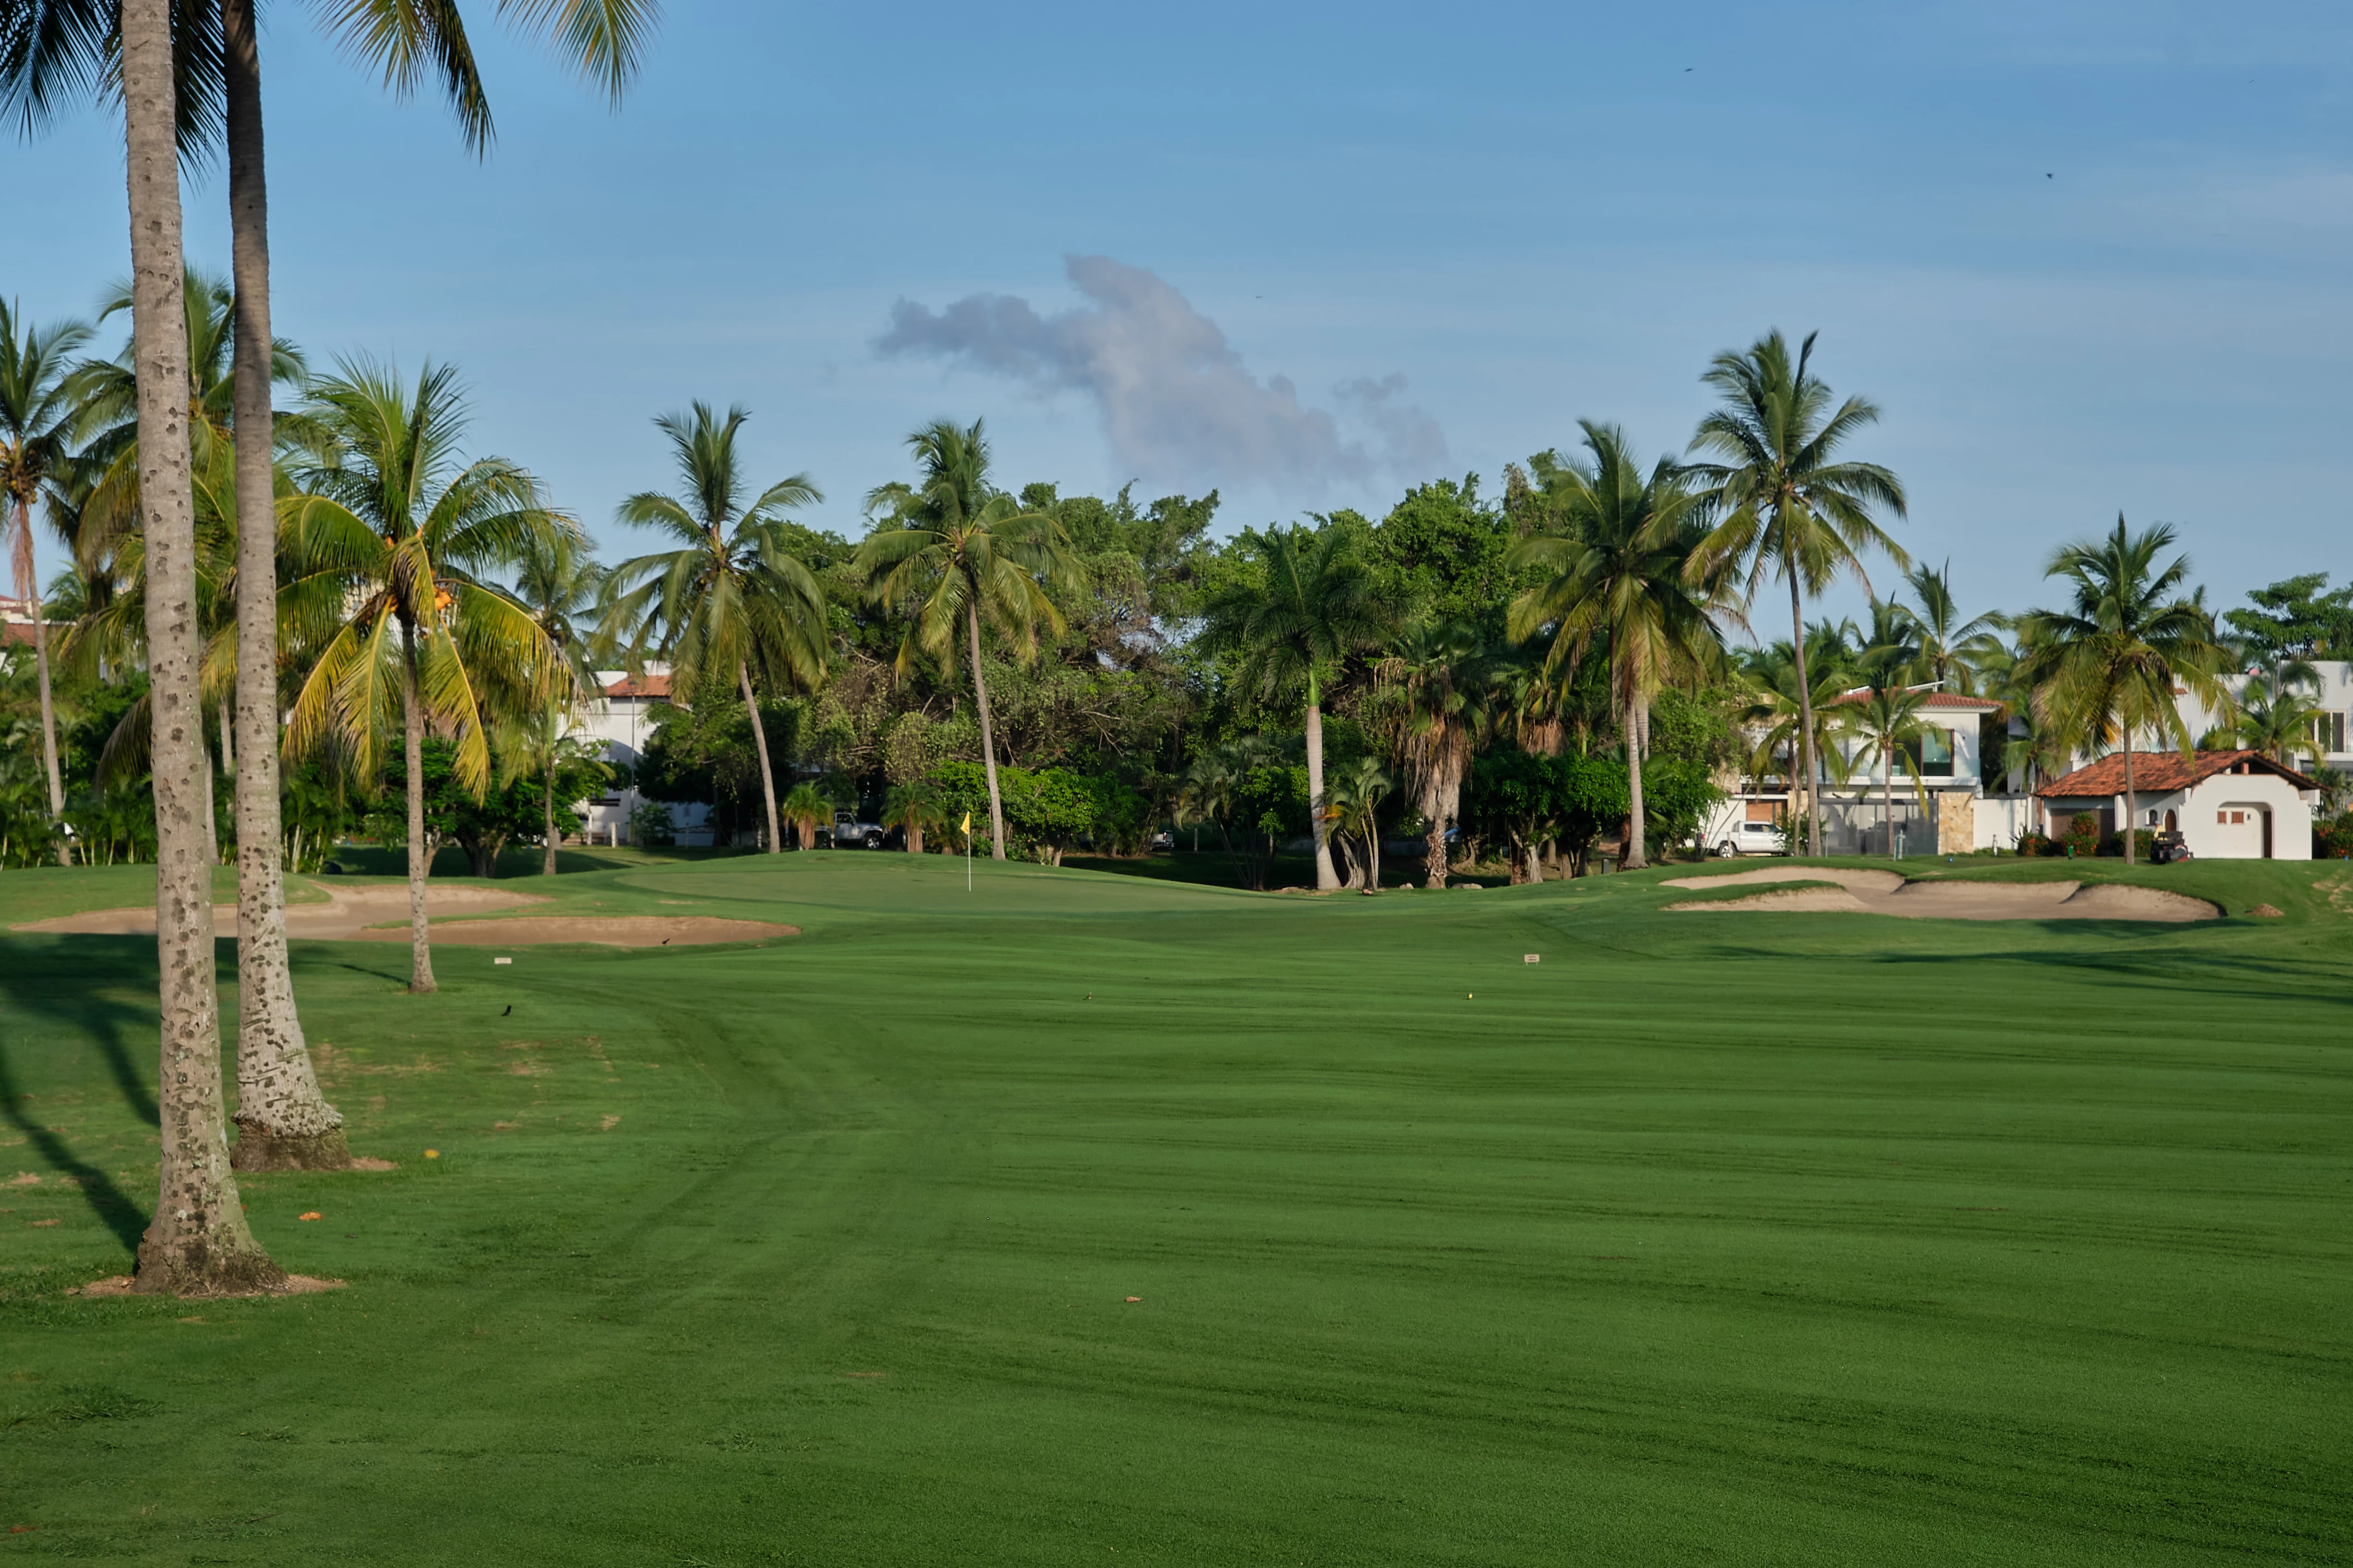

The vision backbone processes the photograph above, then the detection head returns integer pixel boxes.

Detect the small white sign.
[494,957,512,965]
[1523,953,1540,964]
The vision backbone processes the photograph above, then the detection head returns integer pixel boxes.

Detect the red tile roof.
[2036,749,2316,798]
[603,673,672,699]
[1826,687,2004,712]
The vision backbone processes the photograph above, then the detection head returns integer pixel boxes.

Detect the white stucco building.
[2036,750,2318,860]
[571,669,716,847]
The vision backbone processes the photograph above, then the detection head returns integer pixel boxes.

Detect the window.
[1744,801,1778,823]
[1904,727,1956,778]
[2322,711,2349,756]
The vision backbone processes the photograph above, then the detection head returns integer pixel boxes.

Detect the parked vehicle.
[832,810,888,849]
[1701,799,1790,858]
[2150,829,2194,864]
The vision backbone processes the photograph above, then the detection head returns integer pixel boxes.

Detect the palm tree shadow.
[0,935,160,1252]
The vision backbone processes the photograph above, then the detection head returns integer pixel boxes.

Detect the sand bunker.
[14,881,796,947]
[18,880,542,939]
[370,915,796,947]
[1661,866,2217,922]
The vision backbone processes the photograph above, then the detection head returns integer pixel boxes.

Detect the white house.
[2036,749,2318,860]
[571,669,717,847]
[1701,688,2011,856]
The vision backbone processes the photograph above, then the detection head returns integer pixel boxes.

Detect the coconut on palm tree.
[1687,330,1908,860]
[278,359,571,993]
[858,418,1076,862]
[1199,525,1387,890]
[2015,517,2227,865]
[603,403,828,856]
[1507,423,1729,871]
[0,299,92,863]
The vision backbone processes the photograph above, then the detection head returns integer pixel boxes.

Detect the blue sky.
[12,0,2351,627]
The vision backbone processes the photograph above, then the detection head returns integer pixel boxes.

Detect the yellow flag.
[961,811,972,835]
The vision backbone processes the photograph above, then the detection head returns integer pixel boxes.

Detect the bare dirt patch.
[15,882,796,947]
[1663,866,2217,922]
[368,915,798,947]
[16,880,542,939]
[71,1274,346,1299]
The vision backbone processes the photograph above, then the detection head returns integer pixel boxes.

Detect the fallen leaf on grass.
[299,1212,322,1222]
[28,1219,58,1228]
[1126,1296,1142,1303]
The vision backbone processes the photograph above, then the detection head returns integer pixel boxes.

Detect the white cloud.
[874,255,1445,499]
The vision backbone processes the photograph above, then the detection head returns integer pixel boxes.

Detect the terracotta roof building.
[2036,749,2317,859]
[602,672,673,700]
[2035,749,2316,799]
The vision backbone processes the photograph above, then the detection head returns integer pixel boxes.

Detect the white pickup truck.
[1699,799,1787,858]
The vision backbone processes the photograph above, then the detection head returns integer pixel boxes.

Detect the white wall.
[572,668,714,847]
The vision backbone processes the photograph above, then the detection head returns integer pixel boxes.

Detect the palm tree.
[780,780,831,852]
[2016,517,2227,864]
[1507,423,1728,871]
[1898,561,2001,694]
[507,529,604,873]
[1324,754,1392,890]
[6,0,654,1166]
[603,403,828,857]
[0,298,90,863]
[278,359,569,992]
[882,778,949,854]
[1737,645,1857,852]
[2219,667,2326,767]
[1382,620,1486,887]
[1687,330,1908,860]
[858,418,1076,861]
[1847,686,1931,857]
[497,704,608,875]
[118,0,282,1295]
[1199,525,1387,890]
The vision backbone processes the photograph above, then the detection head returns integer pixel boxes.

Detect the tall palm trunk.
[738,664,782,853]
[123,0,281,1294]
[1623,690,1649,871]
[402,621,436,994]
[1305,679,1338,891]
[1789,568,1821,860]
[2122,740,2136,865]
[542,762,558,874]
[967,596,1007,860]
[1884,750,1895,857]
[15,510,68,865]
[222,0,344,1168]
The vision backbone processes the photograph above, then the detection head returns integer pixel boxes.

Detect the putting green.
[2,853,2348,1564]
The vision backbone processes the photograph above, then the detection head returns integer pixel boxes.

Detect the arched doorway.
[2164,809,2178,832]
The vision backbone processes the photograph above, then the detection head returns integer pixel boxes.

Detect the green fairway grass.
[3,855,2349,1564]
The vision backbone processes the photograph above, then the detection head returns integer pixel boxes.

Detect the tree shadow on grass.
[0,936,159,1252]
